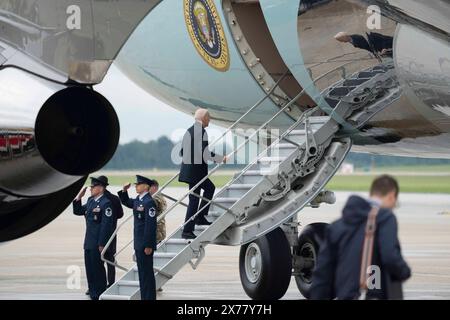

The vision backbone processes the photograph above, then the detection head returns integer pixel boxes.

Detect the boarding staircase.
[100,60,401,300]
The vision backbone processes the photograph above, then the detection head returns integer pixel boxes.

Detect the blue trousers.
[135,250,156,300]
[84,249,107,300]
[183,178,215,233]
[104,250,116,287]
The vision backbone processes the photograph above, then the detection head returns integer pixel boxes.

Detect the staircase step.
[227,184,254,190]
[372,65,386,71]
[165,238,192,245]
[214,197,240,204]
[258,156,286,163]
[269,143,297,157]
[152,252,178,268]
[357,70,383,78]
[223,184,254,197]
[154,252,178,259]
[101,294,130,300]
[118,280,139,287]
[210,197,239,212]
[328,86,355,97]
[238,170,268,184]
[276,143,298,149]
[208,211,222,218]
[195,224,209,232]
[256,156,287,170]
[242,170,264,176]
[160,238,192,253]
[307,116,331,124]
[325,97,339,108]
[288,129,306,136]
[343,78,370,87]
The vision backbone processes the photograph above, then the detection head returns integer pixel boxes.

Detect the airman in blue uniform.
[100,176,124,288]
[73,176,115,300]
[118,175,157,300]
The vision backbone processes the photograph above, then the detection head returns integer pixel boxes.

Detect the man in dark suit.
[334,31,393,57]
[179,109,227,239]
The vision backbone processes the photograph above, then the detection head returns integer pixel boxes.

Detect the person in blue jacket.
[311,175,411,300]
[118,175,157,300]
[73,176,115,300]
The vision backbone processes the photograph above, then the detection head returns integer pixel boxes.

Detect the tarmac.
[1,187,450,300]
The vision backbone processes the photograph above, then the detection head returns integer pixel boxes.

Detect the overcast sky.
[95,65,225,145]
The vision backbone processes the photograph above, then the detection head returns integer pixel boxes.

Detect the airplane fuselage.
[117,0,450,159]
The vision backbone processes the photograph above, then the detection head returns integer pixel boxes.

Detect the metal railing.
[101,62,352,271]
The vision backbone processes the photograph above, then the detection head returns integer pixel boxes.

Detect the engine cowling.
[0,67,120,242]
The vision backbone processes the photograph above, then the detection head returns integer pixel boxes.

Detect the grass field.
[356,164,450,173]
[98,171,450,194]
[327,175,450,194]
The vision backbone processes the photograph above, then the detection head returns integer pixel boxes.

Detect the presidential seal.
[184,0,230,72]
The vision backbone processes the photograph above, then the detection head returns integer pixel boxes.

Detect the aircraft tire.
[294,223,328,299]
[239,227,292,300]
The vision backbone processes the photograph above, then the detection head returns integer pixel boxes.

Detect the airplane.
[1,0,449,300]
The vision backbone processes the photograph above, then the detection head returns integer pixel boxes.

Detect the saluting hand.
[144,247,153,256]
[123,183,131,192]
[76,187,87,201]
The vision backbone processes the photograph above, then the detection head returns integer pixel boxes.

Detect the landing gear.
[239,227,292,300]
[294,223,328,299]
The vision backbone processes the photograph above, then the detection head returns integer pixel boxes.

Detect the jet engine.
[0,67,120,242]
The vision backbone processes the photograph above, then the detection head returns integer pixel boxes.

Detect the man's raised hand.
[76,187,87,201]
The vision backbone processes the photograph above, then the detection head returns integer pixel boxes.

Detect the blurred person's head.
[334,32,352,43]
[370,175,399,209]
[194,108,210,128]
[149,180,159,195]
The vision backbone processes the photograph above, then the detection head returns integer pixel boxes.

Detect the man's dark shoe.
[182,231,196,239]
[195,215,212,225]
[85,290,90,295]
[196,218,212,226]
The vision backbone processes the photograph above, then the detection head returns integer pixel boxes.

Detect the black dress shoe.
[196,217,212,226]
[85,290,90,295]
[182,231,196,239]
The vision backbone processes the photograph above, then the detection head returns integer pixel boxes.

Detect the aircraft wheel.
[294,223,328,299]
[239,227,292,300]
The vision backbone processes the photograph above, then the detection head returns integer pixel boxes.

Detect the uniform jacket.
[118,190,157,251]
[310,195,411,300]
[73,195,115,250]
[179,122,224,184]
[103,190,124,253]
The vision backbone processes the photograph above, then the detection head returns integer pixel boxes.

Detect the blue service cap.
[134,175,155,186]
[90,176,109,187]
